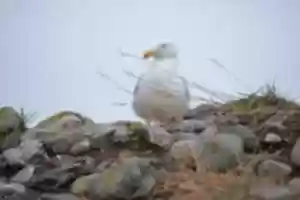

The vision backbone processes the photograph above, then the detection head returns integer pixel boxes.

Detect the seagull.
[132,42,190,134]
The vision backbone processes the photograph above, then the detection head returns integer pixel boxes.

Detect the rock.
[170,140,195,161]
[291,137,300,166]
[51,155,95,174]
[47,131,86,154]
[3,139,45,166]
[58,115,82,130]
[111,123,131,143]
[89,157,156,200]
[11,165,35,184]
[0,154,23,178]
[2,130,23,150]
[0,107,25,147]
[27,165,77,192]
[39,193,80,200]
[184,104,219,120]
[0,182,40,200]
[54,155,77,168]
[262,110,288,133]
[288,178,300,194]
[172,132,198,142]
[22,111,98,154]
[152,168,168,183]
[250,184,298,200]
[168,120,207,133]
[257,160,292,179]
[75,156,96,174]
[87,123,114,150]
[218,124,259,152]
[50,137,71,154]
[148,126,174,149]
[193,133,244,172]
[0,182,26,194]
[71,173,100,196]
[261,132,288,153]
[88,121,157,152]
[21,128,58,142]
[264,133,282,143]
[19,139,44,162]
[3,148,25,166]
[70,139,91,155]
[26,154,97,192]
[95,160,114,173]
[200,125,218,138]
[34,111,84,129]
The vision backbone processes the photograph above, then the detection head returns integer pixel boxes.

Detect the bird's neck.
[146,58,179,76]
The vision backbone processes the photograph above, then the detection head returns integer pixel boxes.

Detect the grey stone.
[250,184,298,200]
[89,157,156,200]
[11,165,35,184]
[291,137,300,166]
[71,174,100,196]
[263,110,288,132]
[26,155,97,192]
[172,132,198,142]
[170,140,195,161]
[200,125,218,138]
[184,104,218,120]
[257,160,292,179]
[95,160,114,173]
[3,139,44,166]
[148,125,174,149]
[218,124,259,152]
[39,193,80,200]
[21,128,57,142]
[193,133,244,172]
[19,139,43,162]
[112,124,130,143]
[47,130,85,154]
[70,139,91,155]
[76,156,96,174]
[50,137,70,154]
[22,112,98,154]
[264,133,282,143]
[168,119,207,133]
[0,182,26,194]
[27,166,77,192]
[3,148,24,166]
[288,178,300,194]
[86,123,115,150]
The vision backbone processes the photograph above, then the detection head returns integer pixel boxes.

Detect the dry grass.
[154,155,278,200]
[219,84,300,129]
[224,84,299,113]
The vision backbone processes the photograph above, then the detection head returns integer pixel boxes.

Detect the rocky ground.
[2,91,300,200]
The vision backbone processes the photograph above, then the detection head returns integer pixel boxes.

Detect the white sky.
[1,0,300,124]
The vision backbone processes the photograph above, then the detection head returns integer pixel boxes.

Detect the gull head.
[143,43,178,60]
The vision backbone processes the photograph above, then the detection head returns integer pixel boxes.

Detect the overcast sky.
[1,0,300,124]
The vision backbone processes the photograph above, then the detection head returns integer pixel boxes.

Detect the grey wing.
[133,75,144,96]
[179,76,191,102]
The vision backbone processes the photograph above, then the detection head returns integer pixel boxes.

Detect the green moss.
[0,107,25,143]
[36,110,85,128]
[45,111,83,122]
[0,107,17,120]
[113,123,163,152]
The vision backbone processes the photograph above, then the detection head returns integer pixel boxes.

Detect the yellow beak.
[142,49,155,59]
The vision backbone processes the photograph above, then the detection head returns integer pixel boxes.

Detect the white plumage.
[132,43,190,131]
